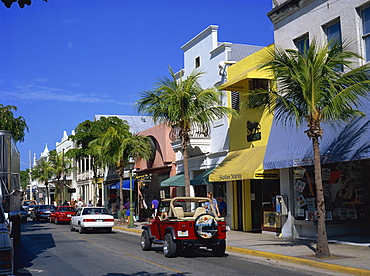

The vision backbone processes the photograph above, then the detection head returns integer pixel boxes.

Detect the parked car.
[0,206,13,275]
[21,200,36,210]
[31,205,56,221]
[49,206,76,224]
[70,207,114,233]
[27,205,37,217]
[141,197,227,258]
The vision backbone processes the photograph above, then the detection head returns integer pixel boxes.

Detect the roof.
[229,44,265,62]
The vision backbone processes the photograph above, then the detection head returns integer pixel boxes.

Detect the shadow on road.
[14,221,56,275]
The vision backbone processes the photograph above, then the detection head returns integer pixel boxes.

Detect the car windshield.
[172,199,209,212]
[82,208,108,215]
[59,207,75,212]
[158,200,170,213]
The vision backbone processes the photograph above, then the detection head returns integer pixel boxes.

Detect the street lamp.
[63,175,67,203]
[126,160,135,228]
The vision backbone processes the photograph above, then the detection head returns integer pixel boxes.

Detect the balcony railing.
[169,125,211,155]
[169,125,210,142]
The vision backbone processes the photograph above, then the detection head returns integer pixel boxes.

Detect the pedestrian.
[87,200,93,207]
[205,192,220,217]
[124,198,131,224]
[62,200,69,206]
[77,198,83,207]
[151,197,159,218]
[218,196,227,217]
[97,198,102,207]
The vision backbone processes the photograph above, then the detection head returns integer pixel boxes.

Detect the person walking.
[151,197,159,218]
[205,192,220,217]
[77,198,83,207]
[123,198,131,224]
[218,196,227,217]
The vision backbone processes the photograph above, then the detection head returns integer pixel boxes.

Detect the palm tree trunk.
[182,134,191,197]
[312,135,331,258]
[183,148,190,197]
[45,182,49,205]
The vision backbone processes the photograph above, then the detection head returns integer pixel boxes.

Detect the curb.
[113,225,142,234]
[114,225,370,275]
[226,246,370,275]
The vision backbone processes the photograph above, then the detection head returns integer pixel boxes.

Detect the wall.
[270,0,366,64]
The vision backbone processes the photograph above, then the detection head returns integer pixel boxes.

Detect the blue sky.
[0,0,274,170]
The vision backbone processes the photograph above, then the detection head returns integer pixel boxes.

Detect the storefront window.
[292,160,370,222]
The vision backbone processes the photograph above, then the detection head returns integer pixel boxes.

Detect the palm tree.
[135,68,238,197]
[89,125,152,221]
[67,117,130,205]
[244,39,370,258]
[49,150,72,205]
[31,159,54,205]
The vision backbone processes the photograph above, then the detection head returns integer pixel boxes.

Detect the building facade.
[265,0,370,238]
[210,45,280,232]
[166,25,265,212]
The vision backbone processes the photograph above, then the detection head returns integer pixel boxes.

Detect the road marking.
[79,238,97,244]
[125,253,183,274]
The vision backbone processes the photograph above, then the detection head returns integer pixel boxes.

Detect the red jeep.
[140,197,227,257]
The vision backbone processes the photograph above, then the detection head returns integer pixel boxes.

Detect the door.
[236,180,243,231]
[251,180,263,232]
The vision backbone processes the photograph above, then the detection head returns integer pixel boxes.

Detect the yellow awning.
[218,69,271,92]
[209,146,279,182]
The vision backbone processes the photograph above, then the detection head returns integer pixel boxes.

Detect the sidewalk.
[113,219,370,275]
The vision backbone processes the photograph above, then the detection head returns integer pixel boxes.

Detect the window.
[195,56,200,68]
[249,79,270,108]
[231,91,240,111]
[250,79,269,91]
[362,6,370,61]
[325,20,343,71]
[294,34,309,54]
[325,20,342,46]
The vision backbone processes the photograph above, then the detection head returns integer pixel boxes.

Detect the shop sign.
[218,173,242,181]
[254,173,279,178]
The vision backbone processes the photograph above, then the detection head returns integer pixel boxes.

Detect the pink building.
[136,123,177,202]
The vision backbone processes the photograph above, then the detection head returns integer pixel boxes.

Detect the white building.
[167,25,265,220]
[266,0,370,238]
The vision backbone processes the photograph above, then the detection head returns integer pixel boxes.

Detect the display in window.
[305,210,332,221]
[306,197,316,210]
[355,188,364,204]
[293,168,306,179]
[294,179,306,193]
[322,168,331,180]
[295,194,307,207]
[297,208,305,217]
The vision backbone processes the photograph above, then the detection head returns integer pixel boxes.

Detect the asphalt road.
[14,218,340,276]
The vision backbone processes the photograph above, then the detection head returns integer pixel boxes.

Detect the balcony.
[169,126,211,156]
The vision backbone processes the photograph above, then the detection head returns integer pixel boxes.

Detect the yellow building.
[210,44,280,232]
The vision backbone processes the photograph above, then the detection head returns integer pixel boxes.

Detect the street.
[14,219,339,276]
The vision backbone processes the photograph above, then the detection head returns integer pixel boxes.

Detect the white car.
[0,207,13,275]
[70,207,114,234]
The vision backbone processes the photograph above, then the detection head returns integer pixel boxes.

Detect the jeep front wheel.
[163,233,177,258]
[140,230,152,251]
